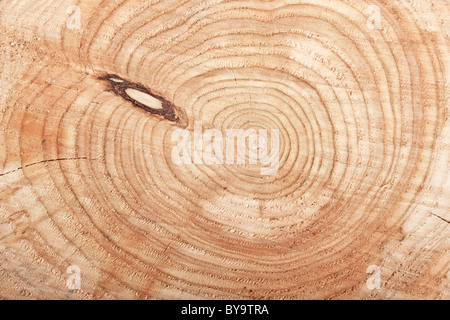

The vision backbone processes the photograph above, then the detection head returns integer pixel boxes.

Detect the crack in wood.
[431,213,450,225]
[0,157,92,177]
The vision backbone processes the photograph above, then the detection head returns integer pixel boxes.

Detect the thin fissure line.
[431,213,450,225]
[0,157,94,177]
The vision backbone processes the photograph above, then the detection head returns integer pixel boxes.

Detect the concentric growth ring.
[0,0,448,299]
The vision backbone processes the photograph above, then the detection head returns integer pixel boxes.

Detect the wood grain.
[0,0,448,299]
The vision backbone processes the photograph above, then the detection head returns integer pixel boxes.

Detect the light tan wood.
[0,0,448,299]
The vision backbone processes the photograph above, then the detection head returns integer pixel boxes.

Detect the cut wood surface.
[0,0,449,299]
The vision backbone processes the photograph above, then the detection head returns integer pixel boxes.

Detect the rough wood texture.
[0,0,449,299]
